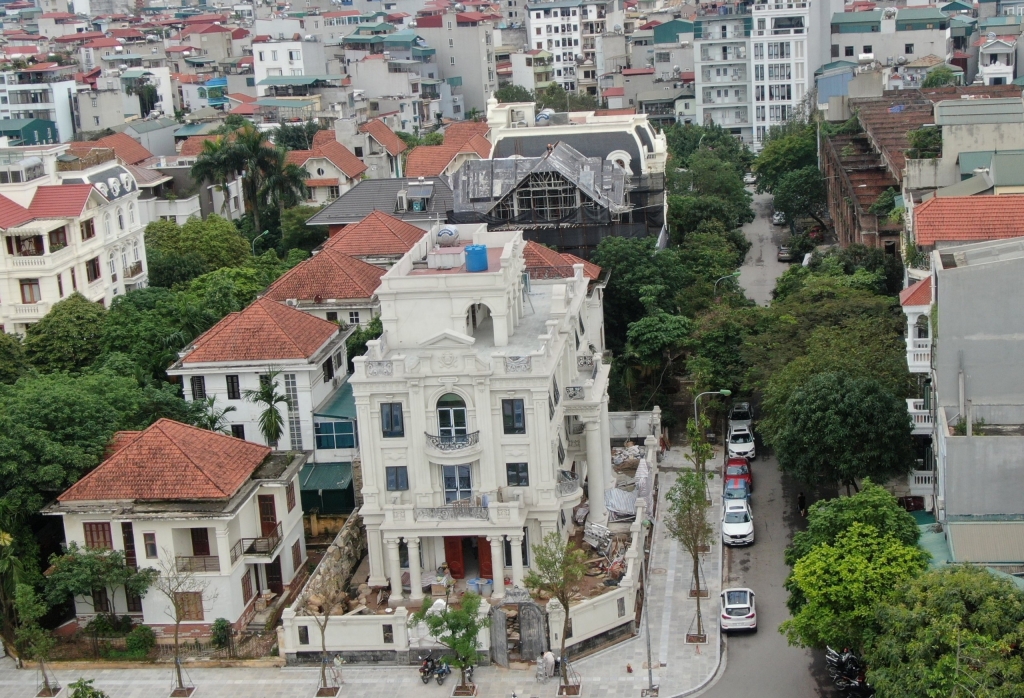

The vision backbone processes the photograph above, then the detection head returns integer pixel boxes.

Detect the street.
[737,192,791,306]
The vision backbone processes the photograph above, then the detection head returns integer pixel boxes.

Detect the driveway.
[737,192,791,306]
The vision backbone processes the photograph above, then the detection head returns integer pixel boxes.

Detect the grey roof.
[930,172,993,197]
[306,176,453,225]
[124,117,178,133]
[935,97,1024,125]
[491,130,644,175]
[451,141,630,216]
[989,152,1024,186]
[637,89,687,103]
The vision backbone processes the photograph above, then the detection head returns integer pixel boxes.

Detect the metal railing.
[229,522,283,563]
[557,470,580,496]
[414,504,489,521]
[176,555,221,573]
[124,260,143,278]
[425,431,480,451]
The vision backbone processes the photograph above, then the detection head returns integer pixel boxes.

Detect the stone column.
[489,535,506,599]
[585,420,608,524]
[367,524,388,587]
[509,533,525,588]
[407,537,423,601]
[386,537,404,603]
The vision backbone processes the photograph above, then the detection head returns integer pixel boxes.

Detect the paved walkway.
[0,449,724,698]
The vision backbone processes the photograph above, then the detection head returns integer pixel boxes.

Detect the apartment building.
[349,223,613,600]
[0,144,148,334]
[416,10,498,115]
[253,37,329,87]
[0,65,77,143]
[526,0,625,94]
[830,8,952,67]
[511,49,556,91]
[45,420,309,635]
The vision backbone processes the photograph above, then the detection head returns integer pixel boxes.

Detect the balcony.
[425,431,480,452]
[11,302,50,318]
[907,338,931,373]
[229,522,283,563]
[557,470,580,497]
[8,244,74,269]
[124,260,143,279]
[909,470,935,497]
[176,555,221,573]
[907,399,933,435]
[414,502,489,522]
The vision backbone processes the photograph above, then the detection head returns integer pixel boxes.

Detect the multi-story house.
[0,64,78,143]
[44,419,309,635]
[331,117,407,179]
[285,137,367,205]
[0,144,148,334]
[976,33,1017,86]
[526,0,626,95]
[511,49,556,91]
[253,37,329,87]
[416,10,498,115]
[349,222,613,601]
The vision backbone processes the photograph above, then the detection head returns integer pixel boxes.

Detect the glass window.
[286,482,296,511]
[19,279,41,304]
[506,462,529,486]
[502,398,525,434]
[298,626,309,645]
[502,529,529,566]
[436,393,467,438]
[117,208,125,230]
[381,403,404,437]
[386,466,408,491]
[226,375,241,400]
[349,311,360,325]
[83,522,113,550]
[315,421,356,449]
[143,533,157,558]
[190,376,206,400]
[230,424,245,439]
[442,464,472,503]
[322,356,335,383]
[86,256,101,282]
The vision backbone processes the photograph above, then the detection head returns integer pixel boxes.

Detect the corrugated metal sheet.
[947,522,1024,563]
[935,98,1024,125]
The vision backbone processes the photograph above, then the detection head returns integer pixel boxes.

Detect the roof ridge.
[251,298,310,356]
[151,419,230,496]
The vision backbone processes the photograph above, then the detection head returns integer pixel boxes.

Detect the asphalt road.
[736,192,792,306]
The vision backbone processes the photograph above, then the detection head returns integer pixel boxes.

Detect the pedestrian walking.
[798,492,807,517]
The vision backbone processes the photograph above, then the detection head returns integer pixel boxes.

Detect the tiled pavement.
[0,448,724,698]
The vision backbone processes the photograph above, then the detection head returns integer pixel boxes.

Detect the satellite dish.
[988,31,998,40]
[897,55,907,64]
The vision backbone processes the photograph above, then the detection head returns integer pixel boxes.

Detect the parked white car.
[720,588,757,633]
[722,500,754,546]
[772,210,786,225]
[728,401,753,432]
[728,425,756,461]
[743,172,756,185]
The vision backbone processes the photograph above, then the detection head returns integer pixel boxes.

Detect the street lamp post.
[714,271,742,298]
[693,389,732,428]
[252,229,269,256]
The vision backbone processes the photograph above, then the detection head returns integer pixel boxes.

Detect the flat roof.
[299,461,352,491]
[935,97,1024,125]
[313,380,356,420]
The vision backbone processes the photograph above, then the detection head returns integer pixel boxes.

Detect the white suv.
[728,425,756,461]
[722,500,754,546]
[720,588,757,633]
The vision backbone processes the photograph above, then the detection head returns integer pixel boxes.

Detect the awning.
[255,98,317,108]
[258,75,335,86]
[299,461,353,491]
[314,381,356,419]
[174,122,209,137]
[120,68,151,79]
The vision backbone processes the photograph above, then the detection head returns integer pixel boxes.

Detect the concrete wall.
[943,433,1024,515]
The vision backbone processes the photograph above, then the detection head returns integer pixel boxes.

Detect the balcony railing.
[909,470,934,497]
[176,555,221,573]
[414,503,489,521]
[229,522,283,563]
[557,470,580,497]
[907,339,931,373]
[907,399,933,434]
[124,260,143,279]
[425,431,480,451]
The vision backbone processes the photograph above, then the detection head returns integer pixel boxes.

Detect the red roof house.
[323,210,425,257]
[913,195,1024,246]
[264,249,385,302]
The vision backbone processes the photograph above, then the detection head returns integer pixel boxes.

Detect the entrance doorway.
[443,536,490,580]
[265,557,283,595]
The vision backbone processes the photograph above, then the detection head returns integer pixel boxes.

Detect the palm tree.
[262,147,309,216]
[194,397,237,433]
[230,123,277,237]
[0,499,23,639]
[190,136,235,216]
[243,370,290,447]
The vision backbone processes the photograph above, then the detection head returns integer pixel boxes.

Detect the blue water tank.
[465,244,488,272]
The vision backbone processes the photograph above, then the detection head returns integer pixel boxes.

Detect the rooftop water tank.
[465,245,488,273]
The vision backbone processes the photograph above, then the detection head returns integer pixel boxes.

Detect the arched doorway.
[437,393,468,442]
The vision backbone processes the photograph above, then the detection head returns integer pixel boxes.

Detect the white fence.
[609,407,663,441]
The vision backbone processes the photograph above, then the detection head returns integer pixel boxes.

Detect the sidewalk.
[0,449,724,698]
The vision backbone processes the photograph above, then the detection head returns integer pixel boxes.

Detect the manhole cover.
[651,568,667,574]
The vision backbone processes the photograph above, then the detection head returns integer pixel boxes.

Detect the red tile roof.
[228,92,256,104]
[41,11,78,19]
[622,67,655,75]
[182,298,340,364]
[305,178,340,187]
[603,87,625,97]
[913,195,1024,245]
[405,124,492,177]
[179,135,221,156]
[0,193,33,229]
[312,129,336,148]
[359,118,406,156]
[899,278,932,307]
[285,142,367,179]
[324,210,425,256]
[229,103,257,115]
[594,107,636,116]
[28,184,96,218]
[264,248,385,302]
[83,38,122,48]
[93,132,153,165]
[444,120,489,144]
[57,419,272,502]
[524,241,602,280]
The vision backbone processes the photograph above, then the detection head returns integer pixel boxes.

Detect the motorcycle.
[433,661,452,685]
[419,657,436,684]
[464,664,474,683]
[825,647,873,696]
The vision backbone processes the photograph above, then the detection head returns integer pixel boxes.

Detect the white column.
[367,524,388,587]
[489,535,506,599]
[509,533,525,588]
[386,537,404,603]
[407,537,423,601]
[585,420,608,524]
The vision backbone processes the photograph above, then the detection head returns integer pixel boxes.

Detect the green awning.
[184,56,216,65]
[121,68,151,78]
[258,75,335,86]
[299,461,353,491]
[314,381,356,419]
[174,122,209,137]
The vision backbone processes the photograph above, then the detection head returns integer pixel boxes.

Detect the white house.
[349,222,614,604]
[45,419,309,637]
[977,35,1017,86]
[285,137,367,205]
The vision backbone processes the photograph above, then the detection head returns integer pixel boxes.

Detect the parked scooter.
[433,660,452,685]
[419,656,437,684]
[825,647,874,696]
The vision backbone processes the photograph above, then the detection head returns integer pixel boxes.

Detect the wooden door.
[257,494,278,536]
[444,536,465,579]
[478,536,493,580]
[265,557,283,595]
[190,528,211,557]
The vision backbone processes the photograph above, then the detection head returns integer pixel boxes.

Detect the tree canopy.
[23,294,107,373]
[771,166,829,230]
[753,122,817,193]
[272,120,325,150]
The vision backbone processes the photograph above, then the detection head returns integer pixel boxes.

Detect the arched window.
[436,393,467,440]
[104,212,112,236]
[121,245,129,271]
[132,238,140,261]
[128,202,135,225]
[117,208,125,231]
[108,252,117,279]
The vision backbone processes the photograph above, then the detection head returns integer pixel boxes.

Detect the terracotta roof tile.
[228,92,255,104]
[305,178,340,187]
[93,132,153,165]
[560,253,602,280]
[602,87,625,97]
[523,241,602,279]
[229,103,257,115]
[899,278,932,307]
[0,193,33,229]
[323,210,425,256]
[58,419,272,502]
[29,184,96,218]
[312,130,336,148]
[286,142,367,179]
[404,143,460,177]
[181,298,340,364]
[179,134,221,156]
[444,120,489,146]
[264,248,385,302]
[359,118,406,156]
[913,195,1024,245]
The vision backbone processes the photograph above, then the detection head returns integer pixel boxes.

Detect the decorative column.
[489,536,506,599]
[585,420,608,524]
[367,524,388,587]
[407,537,423,601]
[386,537,404,603]
[509,533,525,589]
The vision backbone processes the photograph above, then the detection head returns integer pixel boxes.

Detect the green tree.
[345,316,382,372]
[864,565,1024,698]
[0,332,27,384]
[423,131,445,145]
[193,397,236,433]
[410,591,490,689]
[182,251,290,313]
[244,370,290,446]
[921,65,957,88]
[178,215,251,271]
[189,135,237,216]
[664,123,753,172]
[771,165,829,230]
[68,678,110,698]
[272,120,324,150]
[684,414,715,474]
[668,195,746,241]
[23,293,107,373]
[753,122,817,193]
[523,532,588,687]
[773,372,913,490]
[535,83,599,112]
[45,542,158,622]
[261,147,309,217]
[145,248,208,288]
[780,522,928,651]
[150,552,216,693]
[280,205,328,253]
[99,287,183,379]
[14,583,57,695]
[665,470,715,639]
[0,502,23,636]
[494,84,535,103]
